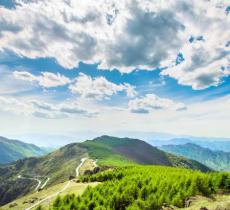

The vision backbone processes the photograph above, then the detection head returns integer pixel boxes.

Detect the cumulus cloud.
[162,58,230,90]
[0,0,229,89]
[0,96,96,118]
[13,71,71,88]
[69,73,136,100]
[160,1,230,89]
[128,94,186,114]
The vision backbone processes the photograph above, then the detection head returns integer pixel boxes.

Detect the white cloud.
[0,96,96,119]
[128,94,186,114]
[69,73,136,100]
[13,71,71,88]
[0,0,229,89]
[160,1,230,89]
[0,65,35,94]
[162,58,230,90]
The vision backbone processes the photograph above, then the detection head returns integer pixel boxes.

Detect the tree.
[53,196,62,208]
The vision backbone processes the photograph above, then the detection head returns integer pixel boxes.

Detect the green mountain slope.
[81,136,171,166]
[0,136,47,165]
[0,136,210,206]
[160,143,230,171]
[81,136,210,172]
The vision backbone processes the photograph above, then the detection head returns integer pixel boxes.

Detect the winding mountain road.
[40,177,50,190]
[25,158,88,210]
[17,175,42,192]
[93,159,98,167]
[76,158,87,176]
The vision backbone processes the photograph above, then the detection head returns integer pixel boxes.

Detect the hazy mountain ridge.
[151,137,230,152]
[0,136,48,165]
[160,143,230,171]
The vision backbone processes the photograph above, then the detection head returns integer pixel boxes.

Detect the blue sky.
[0,0,229,146]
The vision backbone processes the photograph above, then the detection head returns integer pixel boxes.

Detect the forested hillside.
[52,166,230,210]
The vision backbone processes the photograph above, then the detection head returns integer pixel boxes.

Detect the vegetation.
[0,178,36,206]
[52,166,230,210]
[161,143,230,171]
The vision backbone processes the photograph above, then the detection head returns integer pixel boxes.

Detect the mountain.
[0,136,210,206]
[81,136,210,172]
[151,138,230,152]
[160,143,230,171]
[0,136,48,165]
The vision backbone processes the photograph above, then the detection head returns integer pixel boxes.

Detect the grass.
[81,140,136,167]
[1,181,99,210]
[97,155,136,167]
[180,194,230,210]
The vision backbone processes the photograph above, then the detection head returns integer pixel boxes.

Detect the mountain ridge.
[0,136,48,165]
[160,143,230,171]
[151,137,230,152]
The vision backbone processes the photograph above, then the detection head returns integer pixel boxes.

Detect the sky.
[0,0,229,146]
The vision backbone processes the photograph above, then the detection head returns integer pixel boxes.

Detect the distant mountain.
[0,136,210,206]
[151,138,230,152]
[160,143,230,171]
[0,136,48,165]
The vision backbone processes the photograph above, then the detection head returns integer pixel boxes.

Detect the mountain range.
[0,135,210,206]
[160,143,230,171]
[151,138,230,152]
[0,136,48,165]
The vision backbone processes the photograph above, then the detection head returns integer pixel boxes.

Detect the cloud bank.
[0,96,97,119]
[0,0,229,90]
